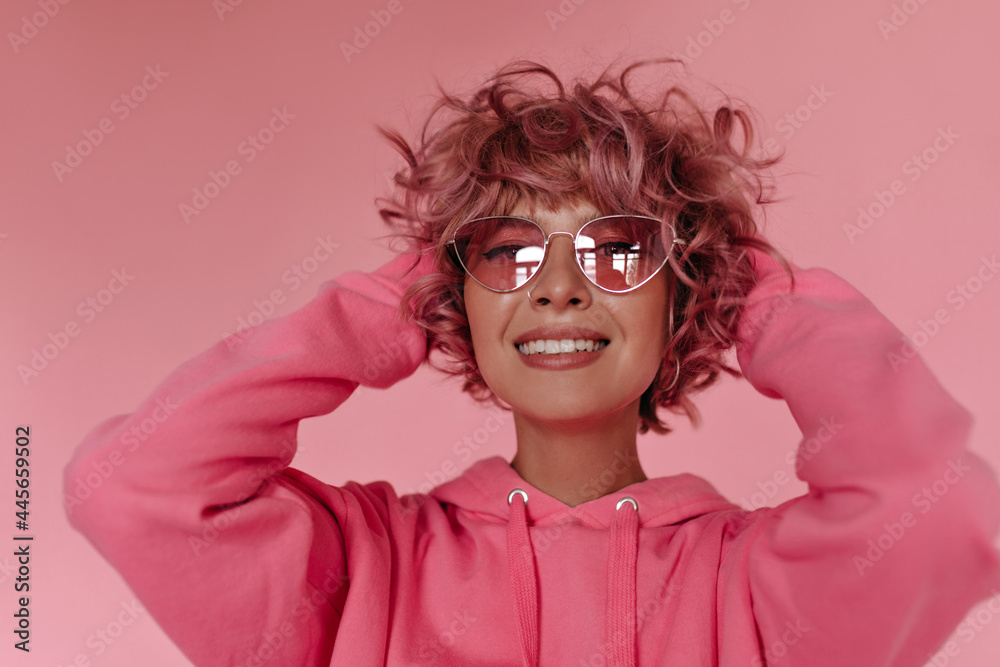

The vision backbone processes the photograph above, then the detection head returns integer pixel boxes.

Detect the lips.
[515,337,610,369]
[512,325,609,346]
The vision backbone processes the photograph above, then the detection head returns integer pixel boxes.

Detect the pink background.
[2,0,998,664]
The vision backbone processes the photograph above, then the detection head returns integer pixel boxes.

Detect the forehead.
[507,197,604,230]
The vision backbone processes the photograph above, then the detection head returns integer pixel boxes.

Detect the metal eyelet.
[616,497,638,512]
[508,488,528,505]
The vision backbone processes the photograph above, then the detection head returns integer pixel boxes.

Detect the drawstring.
[507,489,539,666]
[607,497,639,667]
[506,488,639,666]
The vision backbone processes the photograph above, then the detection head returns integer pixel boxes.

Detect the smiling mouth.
[515,339,611,355]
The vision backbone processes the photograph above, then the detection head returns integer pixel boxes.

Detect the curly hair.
[372,55,794,435]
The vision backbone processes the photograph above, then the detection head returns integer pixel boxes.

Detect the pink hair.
[373,55,794,435]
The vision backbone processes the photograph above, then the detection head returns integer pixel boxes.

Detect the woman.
[64,57,1000,666]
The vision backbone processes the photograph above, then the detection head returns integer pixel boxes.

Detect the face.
[463,198,672,427]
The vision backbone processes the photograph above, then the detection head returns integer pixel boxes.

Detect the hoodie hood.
[429,454,739,528]
[429,455,740,666]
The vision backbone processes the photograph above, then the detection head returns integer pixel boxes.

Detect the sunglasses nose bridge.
[539,230,582,266]
[531,229,590,288]
[543,230,577,245]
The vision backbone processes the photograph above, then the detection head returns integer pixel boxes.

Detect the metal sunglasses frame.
[446,214,687,294]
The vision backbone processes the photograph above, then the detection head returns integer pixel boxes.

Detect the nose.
[525,232,593,307]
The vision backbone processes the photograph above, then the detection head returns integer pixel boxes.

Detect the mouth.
[515,338,611,356]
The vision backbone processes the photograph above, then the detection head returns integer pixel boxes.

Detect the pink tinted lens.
[455,218,545,291]
[578,216,668,291]
[454,216,668,291]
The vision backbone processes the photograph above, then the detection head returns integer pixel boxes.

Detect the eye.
[482,245,526,261]
[595,241,639,256]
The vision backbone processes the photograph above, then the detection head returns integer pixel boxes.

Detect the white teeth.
[516,338,609,355]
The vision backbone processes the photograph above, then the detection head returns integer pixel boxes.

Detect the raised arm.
[734,246,1000,665]
[64,249,434,666]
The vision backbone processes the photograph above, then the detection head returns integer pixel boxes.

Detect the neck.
[509,400,648,507]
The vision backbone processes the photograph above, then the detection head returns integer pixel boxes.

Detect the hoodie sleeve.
[734,247,1000,666]
[63,249,434,666]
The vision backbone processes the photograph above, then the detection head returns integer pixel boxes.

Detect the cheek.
[628,312,667,366]
[464,281,486,342]
[464,283,509,359]
[630,279,670,356]
[465,299,487,354]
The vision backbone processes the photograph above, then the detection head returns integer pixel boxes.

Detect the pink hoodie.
[64,246,1000,666]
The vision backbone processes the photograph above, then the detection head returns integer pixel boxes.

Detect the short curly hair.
[373,55,793,435]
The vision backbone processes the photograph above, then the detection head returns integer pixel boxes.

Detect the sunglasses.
[446,215,686,293]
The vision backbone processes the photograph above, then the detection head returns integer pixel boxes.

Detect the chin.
[509,391,631,423]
